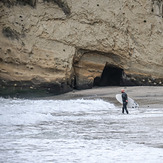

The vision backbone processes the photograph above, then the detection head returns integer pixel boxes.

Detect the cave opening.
[94,64,123,86]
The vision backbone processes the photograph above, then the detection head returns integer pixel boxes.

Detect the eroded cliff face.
[0,0,163,97]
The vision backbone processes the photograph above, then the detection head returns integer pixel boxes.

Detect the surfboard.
[116,94,139,108]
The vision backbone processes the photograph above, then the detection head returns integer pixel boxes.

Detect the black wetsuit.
[122,92,129,114]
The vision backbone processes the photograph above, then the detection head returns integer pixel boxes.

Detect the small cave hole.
[93,64,123,86]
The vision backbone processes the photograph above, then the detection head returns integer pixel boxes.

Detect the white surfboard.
[116,94,139,108]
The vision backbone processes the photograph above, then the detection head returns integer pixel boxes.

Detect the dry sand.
[52,86,163,108]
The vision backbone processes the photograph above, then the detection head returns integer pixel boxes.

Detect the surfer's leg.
[122,108,124,114]
[124,103,129,114]
[123,102,129,114]
[122,103,125,114]
[126,108,129,114]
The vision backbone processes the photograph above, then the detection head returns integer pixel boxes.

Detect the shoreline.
[49,86,163,108]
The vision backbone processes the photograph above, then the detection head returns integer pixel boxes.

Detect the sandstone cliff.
[0,0,163,97]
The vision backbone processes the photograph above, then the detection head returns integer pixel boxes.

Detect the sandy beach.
[51,86,163,108]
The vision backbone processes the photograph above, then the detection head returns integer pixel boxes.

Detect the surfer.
[121,89,129,114]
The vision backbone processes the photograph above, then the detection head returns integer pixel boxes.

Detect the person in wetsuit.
[121,89,129,114]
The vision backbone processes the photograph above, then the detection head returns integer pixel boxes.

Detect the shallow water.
[0,98,163,163]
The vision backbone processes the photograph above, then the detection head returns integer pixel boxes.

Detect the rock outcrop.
[0,0,163,97]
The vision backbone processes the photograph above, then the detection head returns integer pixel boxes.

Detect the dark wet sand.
[51,86,163,108]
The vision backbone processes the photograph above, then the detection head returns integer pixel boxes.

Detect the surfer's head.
[121,89,125,93]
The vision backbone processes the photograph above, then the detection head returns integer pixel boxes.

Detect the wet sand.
[52,86,163,108]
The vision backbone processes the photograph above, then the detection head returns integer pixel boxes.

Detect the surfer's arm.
[126,94,128,102]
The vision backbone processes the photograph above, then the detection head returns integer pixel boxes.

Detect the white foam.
[0,97,163,163]
[0,98,115,125]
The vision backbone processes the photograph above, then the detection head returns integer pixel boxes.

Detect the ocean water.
[0,97,163,163]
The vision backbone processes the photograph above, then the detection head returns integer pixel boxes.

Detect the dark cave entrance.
[93,64,123,86]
